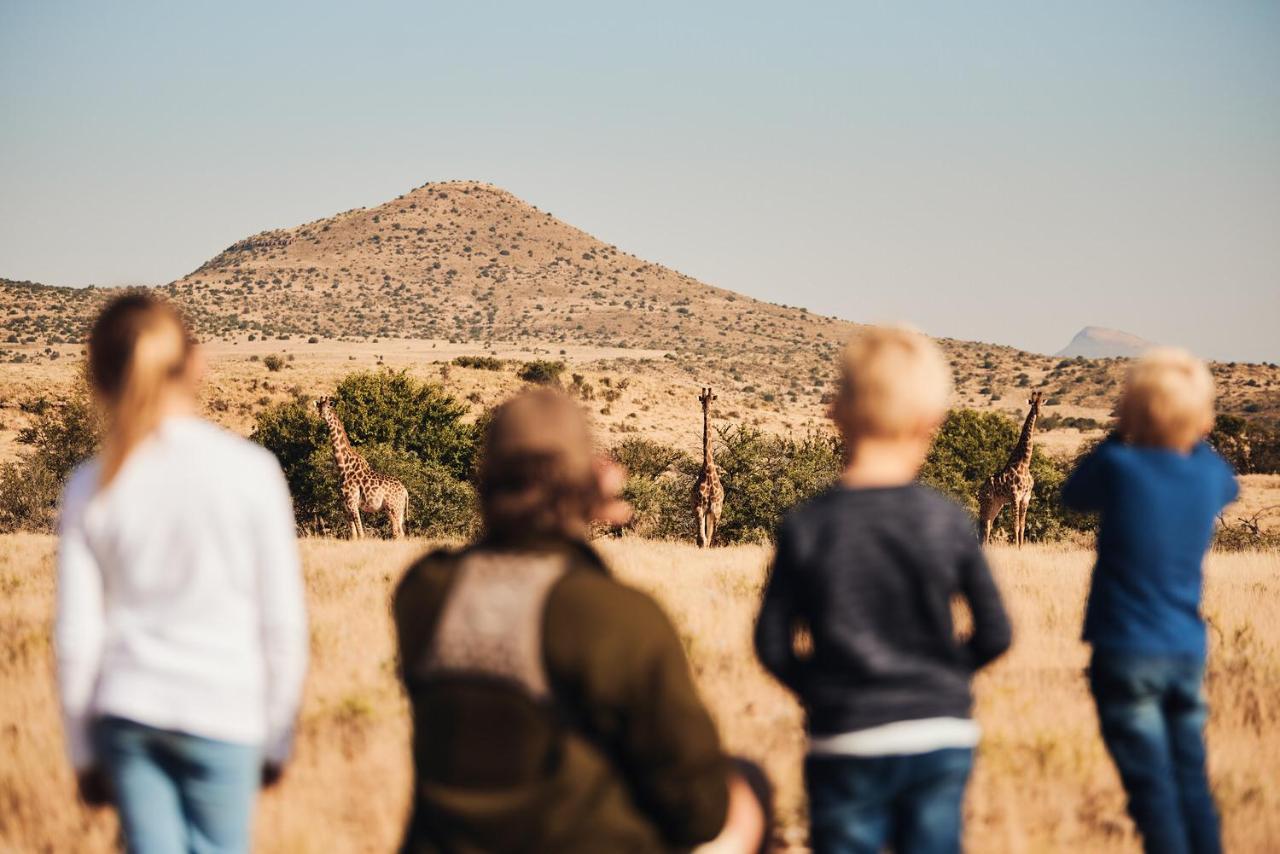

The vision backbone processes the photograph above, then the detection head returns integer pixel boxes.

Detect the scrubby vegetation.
[613,408,1091,546]
[451,355,505,371]
[0,372,1269,550]
[920,410,1091,543]
[250,370,478,537]
[0,393,98,532]
[516,359,566,386]
[1211,414,1280,475]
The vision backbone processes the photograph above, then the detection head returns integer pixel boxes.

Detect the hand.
[261,762,284,788]
[591,457,632,527]
[694,770,767,854]
[77,768,111,807]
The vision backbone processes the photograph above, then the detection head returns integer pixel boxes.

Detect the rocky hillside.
[3,181,1278,421]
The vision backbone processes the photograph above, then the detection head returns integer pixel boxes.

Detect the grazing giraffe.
[977,391,1044,547]
[692,387,725,548]
[315,396,409,539]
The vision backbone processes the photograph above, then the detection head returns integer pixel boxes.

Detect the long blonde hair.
[87,293,194,489]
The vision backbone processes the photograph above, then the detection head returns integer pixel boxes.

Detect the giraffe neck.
[323,412,367,471]
[1009,407,1039,470]
[702,403,713,469]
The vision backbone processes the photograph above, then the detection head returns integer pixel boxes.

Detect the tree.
[920,409,1090,543]
[330,370,477,479]
[251,370,479,536]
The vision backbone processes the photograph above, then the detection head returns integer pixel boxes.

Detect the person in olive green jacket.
[393,388,766,854]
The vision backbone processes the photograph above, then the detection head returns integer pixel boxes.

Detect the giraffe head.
[1028,390,1044,411]
[315,395,337,421]
[698,387,716,409]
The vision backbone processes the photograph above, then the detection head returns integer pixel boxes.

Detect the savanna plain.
[2,535,1277,854]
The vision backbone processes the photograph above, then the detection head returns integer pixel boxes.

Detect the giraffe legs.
[705,512,718,549]
[388,488,408,540]
[1014,496,1031,548]
[695,506,708,548]
[344,489,364,540]
[978,495,1007,545]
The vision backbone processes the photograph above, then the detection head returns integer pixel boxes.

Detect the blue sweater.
[1062,436,1238,657]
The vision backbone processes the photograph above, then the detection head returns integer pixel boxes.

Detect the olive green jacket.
[393,537,729,853]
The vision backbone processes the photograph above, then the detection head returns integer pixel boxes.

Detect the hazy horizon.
[2,2,1277,361]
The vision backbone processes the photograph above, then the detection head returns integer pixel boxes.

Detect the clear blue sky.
[2,1,1277,361]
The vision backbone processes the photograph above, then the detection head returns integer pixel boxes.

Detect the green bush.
[329,369,477,479]
[0,456,63,533]
[611,437,688,480]
[920,409,1091,542]
[609,438,695,540]
[1,392,100,533]
[16,392,100,483]
[1210,414,1280,475]
[251,370,479,536]
[611,427,841,545]
[517,360,566,386]
[452,355,505,371]
[292,443,476,538]
[714,426,842,543]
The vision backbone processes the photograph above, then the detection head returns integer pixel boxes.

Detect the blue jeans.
[1089,652,1221,854]
[94,716,262,854]
[804,747,973,854]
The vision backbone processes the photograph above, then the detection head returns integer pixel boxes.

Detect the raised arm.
[54,469,106,773]
[255,460,309,774]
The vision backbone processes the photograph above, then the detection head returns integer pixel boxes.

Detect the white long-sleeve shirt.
[56,416,308,770]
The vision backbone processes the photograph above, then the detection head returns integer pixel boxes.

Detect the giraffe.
[315,396,409,539]
[977,391,1044,547]
[692,387,725,548]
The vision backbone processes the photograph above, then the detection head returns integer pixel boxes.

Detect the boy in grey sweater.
[756,326,1011,854]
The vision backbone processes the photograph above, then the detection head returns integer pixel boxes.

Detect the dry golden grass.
[2,535,1278,853]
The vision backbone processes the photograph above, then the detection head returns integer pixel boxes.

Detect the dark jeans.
[804,748,972,854]
[1089,651,1221,854]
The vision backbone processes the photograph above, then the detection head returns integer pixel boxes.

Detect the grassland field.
[2,535,1277,853]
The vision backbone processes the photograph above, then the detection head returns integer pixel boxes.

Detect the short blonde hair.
[833,325,953,439]
[1117,347,1215,450]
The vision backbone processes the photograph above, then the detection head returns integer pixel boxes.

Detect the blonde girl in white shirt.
[56,293,308,854]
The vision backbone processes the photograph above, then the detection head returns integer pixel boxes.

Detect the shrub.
[16,392,99,483]
[1,392,99,532]
[1208,414,1280,475]
[263,354,285,372]
[517,360,565,386]
[611,437,688,480]
[452,355,505,371]
[251,371,479,535]
[290,443,476,538]
[713,427,842,543]
[920,409,1090,542]
[611,427,841,545]
[0,457,62,533]
[1038,413,1106,432]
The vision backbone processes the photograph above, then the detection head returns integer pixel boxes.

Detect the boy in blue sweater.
[1063,348,1238,854]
